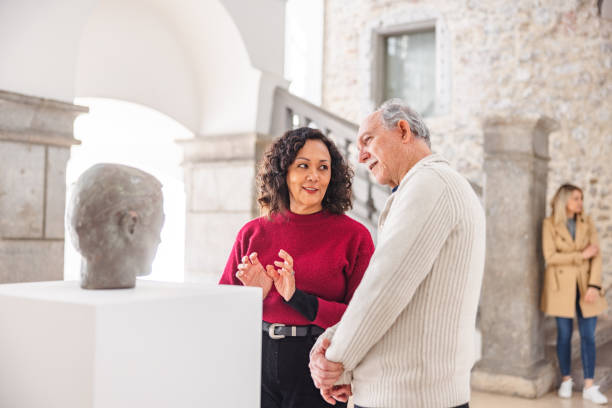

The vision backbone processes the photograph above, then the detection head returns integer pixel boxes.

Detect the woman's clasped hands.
[236,249,296,301]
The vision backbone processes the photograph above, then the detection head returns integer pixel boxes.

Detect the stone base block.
[0,280,261,408]
[0,239,63,283]
[0,141,45,237]
[471,361,556,398]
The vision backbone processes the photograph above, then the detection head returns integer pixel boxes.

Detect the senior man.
[309,99,486,408]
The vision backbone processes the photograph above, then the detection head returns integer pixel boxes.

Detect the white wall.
[0,0,94,102]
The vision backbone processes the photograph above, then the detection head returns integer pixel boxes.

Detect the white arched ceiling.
[76,0,267,135]
[75,0,200,133]
[144,0,263,135]
[0,0,286,136]
[0,0,94,102]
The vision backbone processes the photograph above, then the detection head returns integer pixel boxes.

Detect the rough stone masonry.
[322,0,612,307]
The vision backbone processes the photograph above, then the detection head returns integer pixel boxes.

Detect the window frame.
[370,18,450,117]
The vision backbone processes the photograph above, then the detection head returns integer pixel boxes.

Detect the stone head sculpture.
[67,163,164,289]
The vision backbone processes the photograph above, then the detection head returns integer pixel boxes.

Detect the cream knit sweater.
[321,154,486,408]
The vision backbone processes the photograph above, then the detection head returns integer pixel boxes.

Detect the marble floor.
[345,388,611,407]
[471,388,612,407]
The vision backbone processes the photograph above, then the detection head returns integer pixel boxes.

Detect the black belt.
[262,321,325,339]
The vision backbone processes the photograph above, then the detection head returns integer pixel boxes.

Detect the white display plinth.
[0,280,262,408]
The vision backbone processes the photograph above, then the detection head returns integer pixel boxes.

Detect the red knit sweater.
[219,210,374,329]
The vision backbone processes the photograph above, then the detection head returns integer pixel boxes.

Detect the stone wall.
[179,133,274,283]
[322,0,612,303]
[0,91,85,283]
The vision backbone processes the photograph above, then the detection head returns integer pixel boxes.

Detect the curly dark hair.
[257,127,353,215]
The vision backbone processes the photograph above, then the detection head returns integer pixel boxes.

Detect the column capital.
[177,132,263,164]
[0,90,87,147]
[483,114,559,159]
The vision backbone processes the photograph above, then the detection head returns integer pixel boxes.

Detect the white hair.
[378,98,431,148]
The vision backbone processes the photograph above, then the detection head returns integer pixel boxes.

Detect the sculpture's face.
[131,203,165,277]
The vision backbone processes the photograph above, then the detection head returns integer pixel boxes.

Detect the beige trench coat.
[540,214,607,318]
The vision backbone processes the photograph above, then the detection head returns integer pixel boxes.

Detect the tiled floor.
[472,388,612,407]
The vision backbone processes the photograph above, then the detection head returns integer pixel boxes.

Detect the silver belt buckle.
[268,323,286,339]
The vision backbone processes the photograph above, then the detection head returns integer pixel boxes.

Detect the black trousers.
[355,403,468,408]
[261,331,347,408]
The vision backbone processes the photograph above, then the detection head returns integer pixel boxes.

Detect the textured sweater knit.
[219,211,374,329]
[322,154,486,408]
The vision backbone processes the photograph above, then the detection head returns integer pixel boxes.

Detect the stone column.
[471,115,559,398]
[178,133,274,284]
[0,90,86,283]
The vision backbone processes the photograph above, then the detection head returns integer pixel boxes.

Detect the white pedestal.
[0,280,262,408]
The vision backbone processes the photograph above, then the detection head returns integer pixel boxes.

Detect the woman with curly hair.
[219,127,374,408]
[541,183,608,404]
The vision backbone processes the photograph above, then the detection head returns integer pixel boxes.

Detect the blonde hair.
[550,183,583,225]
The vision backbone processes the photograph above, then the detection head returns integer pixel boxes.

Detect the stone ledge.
[0,90,88,112]
[0,89,86,146]
[471,360,556,398]
[0,130,79,147]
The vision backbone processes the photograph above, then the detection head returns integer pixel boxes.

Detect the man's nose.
[358,147,369,163]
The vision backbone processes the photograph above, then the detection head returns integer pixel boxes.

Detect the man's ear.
[119,210,139,241]
[398,119,413,143]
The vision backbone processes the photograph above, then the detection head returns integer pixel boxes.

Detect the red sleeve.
[311,230,375,328]
[218,229,245,286]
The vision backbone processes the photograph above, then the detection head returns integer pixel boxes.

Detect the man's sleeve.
[311,324,353,385]
[325,170,455,371]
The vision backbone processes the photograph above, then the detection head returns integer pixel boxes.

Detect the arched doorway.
[64,97,192,282]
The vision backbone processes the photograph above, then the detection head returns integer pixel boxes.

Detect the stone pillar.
[179,133,274,284]
[0,90,86,284]
[471,115,559,398]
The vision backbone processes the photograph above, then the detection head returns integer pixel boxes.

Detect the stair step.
[545,314,612,393]
[545,314,612,355]
[570,364,612,392]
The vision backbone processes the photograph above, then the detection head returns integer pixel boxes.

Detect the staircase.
[270,87,390,237]
[545,313,612,392]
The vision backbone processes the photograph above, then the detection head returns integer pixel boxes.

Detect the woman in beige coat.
[541,183,608,404]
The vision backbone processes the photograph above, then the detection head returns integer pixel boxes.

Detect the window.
[383,28,436,117]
